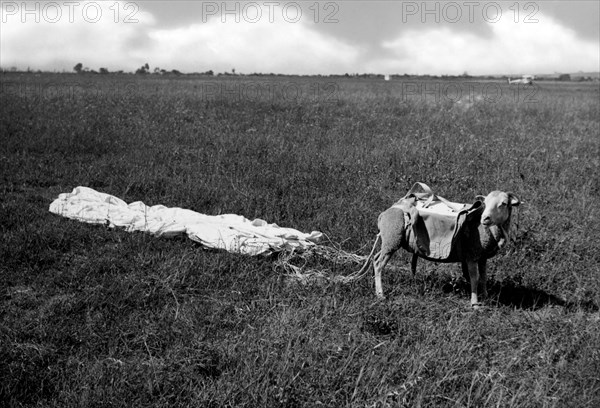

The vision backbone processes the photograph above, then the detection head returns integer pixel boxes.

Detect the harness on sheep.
[393,182,484,261]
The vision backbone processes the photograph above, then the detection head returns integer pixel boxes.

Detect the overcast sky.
[1,1,598,75]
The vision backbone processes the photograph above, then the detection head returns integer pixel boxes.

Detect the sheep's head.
[476,191,520,227]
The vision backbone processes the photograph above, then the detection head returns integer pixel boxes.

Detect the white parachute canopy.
[49,186,323,256]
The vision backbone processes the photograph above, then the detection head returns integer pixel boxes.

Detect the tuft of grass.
[1,73,599,407]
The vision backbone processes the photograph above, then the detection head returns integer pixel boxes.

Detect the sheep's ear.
[507,193,520,206]
[475,194,486,202]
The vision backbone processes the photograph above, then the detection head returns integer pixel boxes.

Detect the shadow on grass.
[442,278,599,312]
[488,281,599,313]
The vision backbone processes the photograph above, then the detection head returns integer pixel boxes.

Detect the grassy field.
[1,72,599,407]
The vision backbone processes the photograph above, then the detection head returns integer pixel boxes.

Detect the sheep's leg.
[478,259,488,300]
[461,261,470,282]
[466,260,482,309]
[460,261,470,296]
[411,254,418,277]
[374,252,392,298]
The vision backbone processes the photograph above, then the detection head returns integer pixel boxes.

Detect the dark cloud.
[138,0,207,26]
[138,1,598,43]
[535,0,599,41]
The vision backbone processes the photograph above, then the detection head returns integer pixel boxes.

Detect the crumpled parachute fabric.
[49,186,323,256]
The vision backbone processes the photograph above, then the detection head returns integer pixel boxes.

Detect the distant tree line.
[2,63,597,82]
[72,62,214,76]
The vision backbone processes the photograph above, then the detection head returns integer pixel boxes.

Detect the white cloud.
[372,13,600,75]
[0,1,156,71]
[0,1,358,74]
[145,17,359,74]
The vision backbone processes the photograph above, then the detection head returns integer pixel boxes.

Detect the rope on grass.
[274,235,373,284]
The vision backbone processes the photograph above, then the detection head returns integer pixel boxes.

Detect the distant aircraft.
[507,75,534,85]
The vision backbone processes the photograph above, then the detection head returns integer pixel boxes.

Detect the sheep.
[358,190,520,309]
